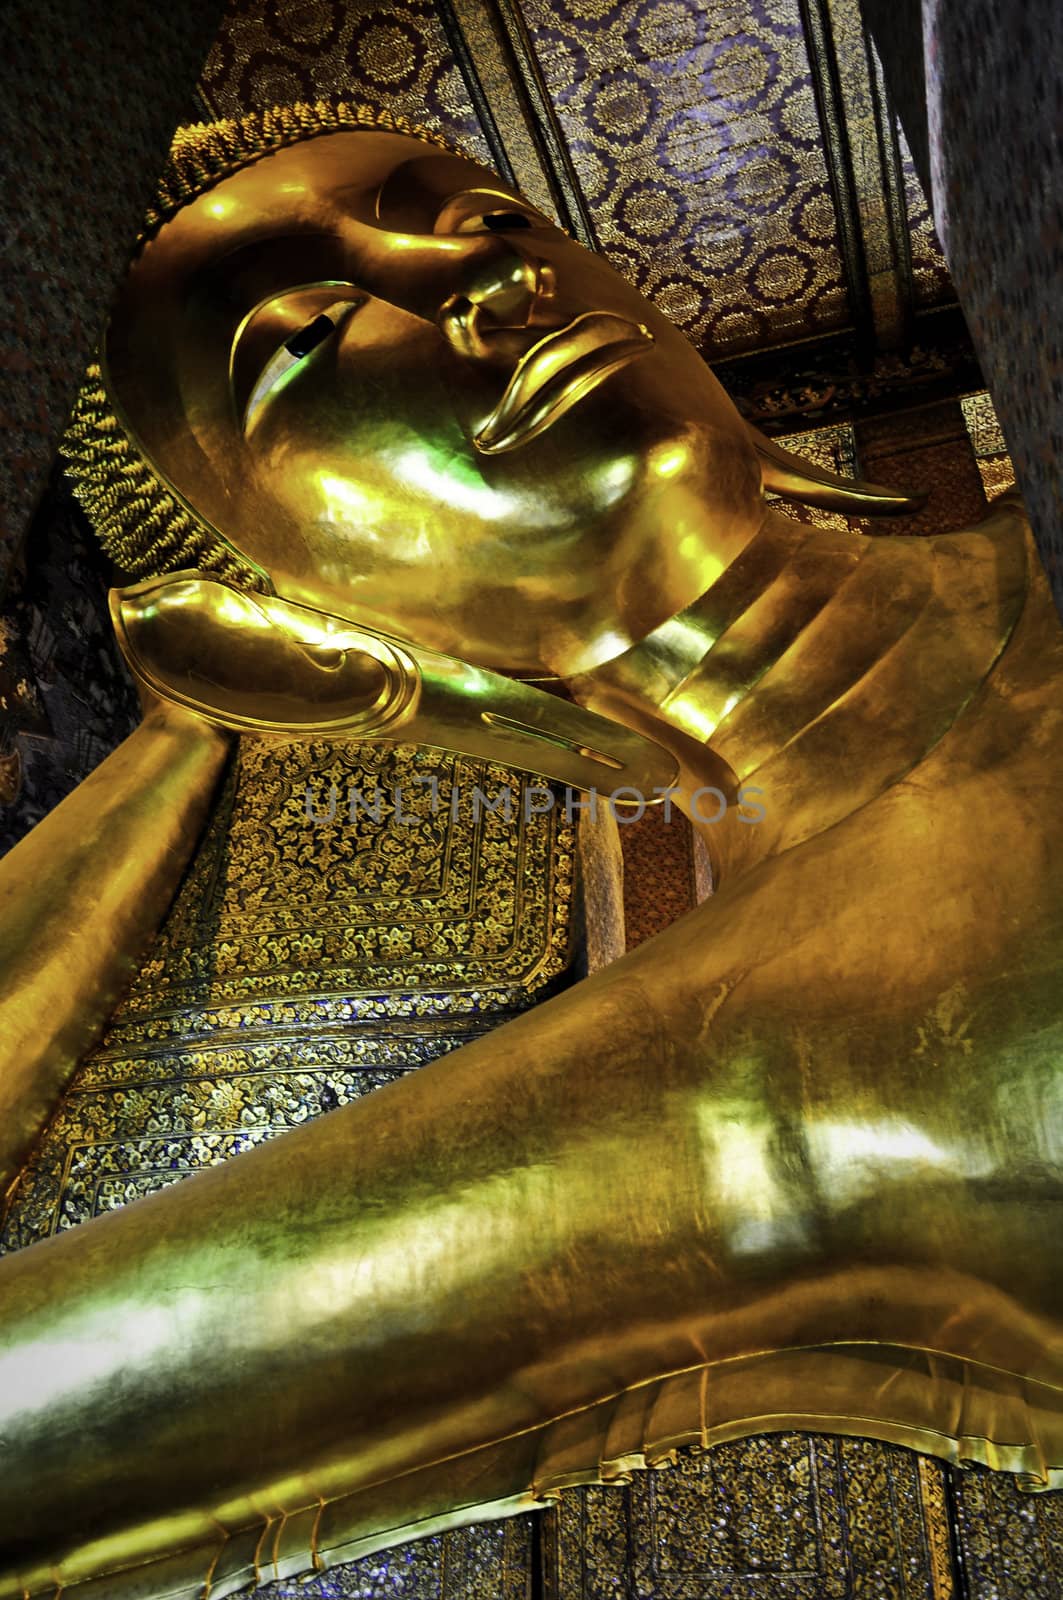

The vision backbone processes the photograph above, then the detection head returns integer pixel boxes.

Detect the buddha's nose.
[438,243,557,361]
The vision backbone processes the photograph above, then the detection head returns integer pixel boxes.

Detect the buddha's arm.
[0,702,230,1198]
[1,734,1062,1600]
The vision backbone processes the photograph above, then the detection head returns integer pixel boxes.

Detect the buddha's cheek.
[235,334,762,673]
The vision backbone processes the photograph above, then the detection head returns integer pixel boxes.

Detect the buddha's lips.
[474,311,654,454]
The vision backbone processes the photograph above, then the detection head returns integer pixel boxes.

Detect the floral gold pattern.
[199,0,490,157]
[517,0,851,355]
[544,1436,957,1599]
[960,389,1017,499]
[0,737,574,1254]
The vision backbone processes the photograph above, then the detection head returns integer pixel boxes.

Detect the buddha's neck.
[574,506,1028,881]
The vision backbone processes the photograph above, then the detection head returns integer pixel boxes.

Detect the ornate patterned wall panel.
[544,1436,956,1599]
[960,390,1017,499]
[515,0,851,355]
[953,1468,1063,1600]
[198,0,491,157]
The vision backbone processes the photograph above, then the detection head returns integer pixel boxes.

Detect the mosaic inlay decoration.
[517,0,851,355]
[960,389,1018,500]
[0,738,574,1254]
[544,1435,956,1600]
[953,1465,1063,1600]
[198,0,490,156]
[218,1509,535,1600]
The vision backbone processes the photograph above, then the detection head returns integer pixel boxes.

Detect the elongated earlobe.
[110,573,680,797]
[748,423,928,515]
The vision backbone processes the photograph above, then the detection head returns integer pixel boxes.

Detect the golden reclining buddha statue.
[1,100,1061,1600]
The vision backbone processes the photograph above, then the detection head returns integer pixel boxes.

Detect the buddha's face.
[106,129,762,675]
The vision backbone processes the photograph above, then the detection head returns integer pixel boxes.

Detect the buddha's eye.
[479,211,533,232]
[284,311,340,359]
[454,209,539,236]
[434,189,552,236]
[234,293,362,435]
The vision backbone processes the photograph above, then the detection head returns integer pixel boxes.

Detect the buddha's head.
[66,102,766,678]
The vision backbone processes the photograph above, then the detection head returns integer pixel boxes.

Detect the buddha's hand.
[110,571,680,794]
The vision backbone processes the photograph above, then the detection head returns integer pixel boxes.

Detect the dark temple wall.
[0,0,223,848]
[863,0,1063,604]
[0,0,224,583]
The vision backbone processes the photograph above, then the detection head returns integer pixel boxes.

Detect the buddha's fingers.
[0,704,230,1199]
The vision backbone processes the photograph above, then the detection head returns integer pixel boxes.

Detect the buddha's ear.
[747,423,927,516]
[110,572,679,797]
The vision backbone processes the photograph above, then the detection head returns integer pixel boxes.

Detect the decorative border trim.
[799,0,875,350]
